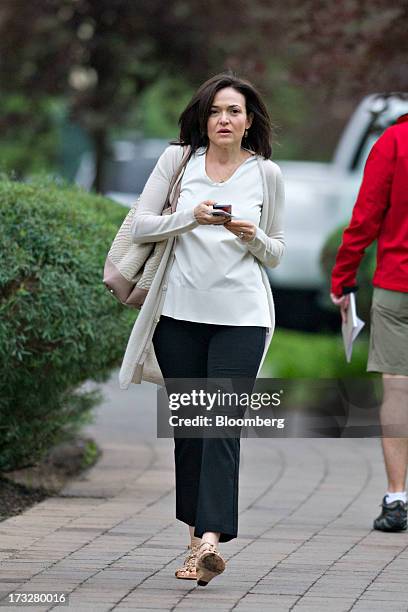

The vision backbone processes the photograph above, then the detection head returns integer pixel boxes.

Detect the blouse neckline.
[199,147,256,186]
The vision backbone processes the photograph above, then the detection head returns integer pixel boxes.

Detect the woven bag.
[103,147,190,308]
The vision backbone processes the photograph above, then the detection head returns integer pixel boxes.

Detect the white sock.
[385,491,407,504]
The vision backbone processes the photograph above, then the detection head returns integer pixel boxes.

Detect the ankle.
[201,532,220,547]
[188,525,201,548]
[190,535,201,548]
[386,490,407,504]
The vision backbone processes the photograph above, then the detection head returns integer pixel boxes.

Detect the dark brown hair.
[174,72,273,159]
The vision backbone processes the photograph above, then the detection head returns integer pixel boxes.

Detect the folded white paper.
[342,293,365,362]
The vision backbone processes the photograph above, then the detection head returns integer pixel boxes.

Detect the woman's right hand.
[193,200,229,225]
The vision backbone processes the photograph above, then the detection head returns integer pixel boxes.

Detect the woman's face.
[206,87,253,149]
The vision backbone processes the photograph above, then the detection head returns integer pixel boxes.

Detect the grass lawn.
[262,328,372,378]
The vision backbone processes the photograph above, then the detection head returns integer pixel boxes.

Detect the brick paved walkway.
[1,372,408,611]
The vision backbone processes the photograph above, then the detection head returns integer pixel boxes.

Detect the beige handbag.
[103,147,190,308]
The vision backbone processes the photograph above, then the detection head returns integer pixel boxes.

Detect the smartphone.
[211,204,232,218]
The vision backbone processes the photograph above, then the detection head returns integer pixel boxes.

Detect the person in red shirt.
[331,114,408,532]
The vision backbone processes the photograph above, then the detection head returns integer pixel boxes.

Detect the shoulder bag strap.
[165,145,192,213]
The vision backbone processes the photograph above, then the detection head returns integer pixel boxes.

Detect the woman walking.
[121,72,285,585]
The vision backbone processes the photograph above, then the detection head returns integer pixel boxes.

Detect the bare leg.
[189,525,201,547]
[201,531,220,546]
[380,374,408,492]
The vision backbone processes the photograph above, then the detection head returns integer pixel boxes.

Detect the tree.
[287,0,408,98]
[0,0,285,189]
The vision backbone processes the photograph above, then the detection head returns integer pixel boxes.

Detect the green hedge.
[0,178,135,471]
[264,328,369,378]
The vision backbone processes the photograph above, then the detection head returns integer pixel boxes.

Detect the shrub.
[263,328,369,378]
[0,177,135,471]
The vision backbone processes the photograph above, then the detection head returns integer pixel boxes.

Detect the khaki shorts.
[367,288,408,376]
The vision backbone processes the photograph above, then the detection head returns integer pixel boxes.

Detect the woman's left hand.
[223,219,257,242]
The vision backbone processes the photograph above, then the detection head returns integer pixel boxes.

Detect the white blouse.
[161,148,272,328]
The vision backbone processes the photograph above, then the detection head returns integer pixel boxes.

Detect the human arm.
[130,146,199,244]
[244,165,285,268]
[131,146,229,243]
[330,293,350,323]
[331,129,396,296]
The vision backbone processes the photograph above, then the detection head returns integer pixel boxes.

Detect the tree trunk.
[92,128,108,194]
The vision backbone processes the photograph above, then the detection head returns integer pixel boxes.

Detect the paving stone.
[235,594,299,610]
[290,596,356,611]
[0,377,407,609]
[352,601,408,612]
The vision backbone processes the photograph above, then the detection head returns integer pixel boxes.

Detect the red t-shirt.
[331,117,408,296]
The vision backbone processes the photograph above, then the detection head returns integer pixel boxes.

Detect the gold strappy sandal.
[195,541,226,586]
[175,544,200,580]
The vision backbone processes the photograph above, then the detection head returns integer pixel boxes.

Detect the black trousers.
[152,315,266,542]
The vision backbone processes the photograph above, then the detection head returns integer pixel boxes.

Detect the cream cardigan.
[118,145,285,389]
